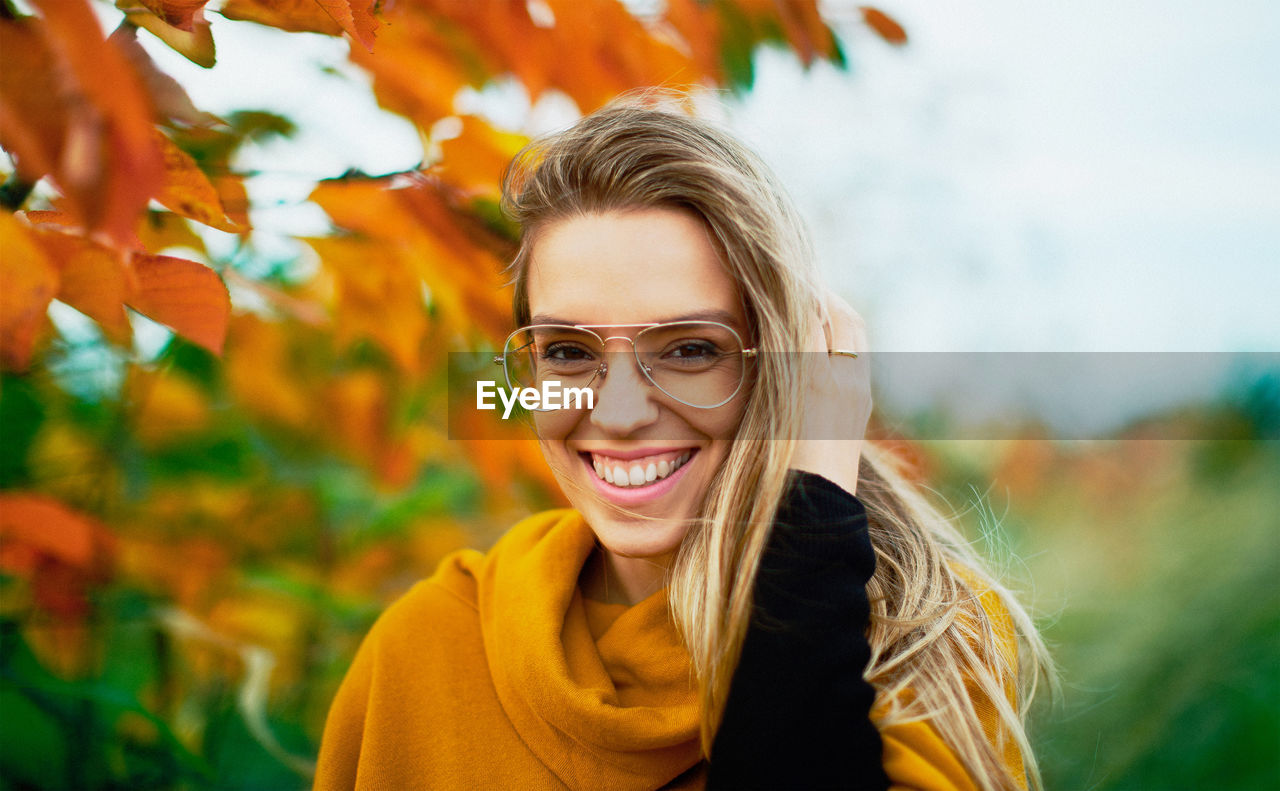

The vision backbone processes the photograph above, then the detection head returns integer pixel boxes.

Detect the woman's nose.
[588,350,660,435]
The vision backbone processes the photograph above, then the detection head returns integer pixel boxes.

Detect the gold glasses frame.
[492,320,758,410]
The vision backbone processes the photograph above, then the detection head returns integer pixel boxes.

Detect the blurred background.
[1,1,1276,789]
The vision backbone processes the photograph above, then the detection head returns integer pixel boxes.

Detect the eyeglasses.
[493,321,757,409]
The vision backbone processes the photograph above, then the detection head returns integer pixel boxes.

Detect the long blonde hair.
[501,98,1053,791]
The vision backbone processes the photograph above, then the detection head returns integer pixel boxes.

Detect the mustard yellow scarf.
[314,509,702,790]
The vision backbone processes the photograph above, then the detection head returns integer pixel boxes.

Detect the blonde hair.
[501,97,1053,791]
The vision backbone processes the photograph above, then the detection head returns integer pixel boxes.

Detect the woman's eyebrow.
[528,314,578,325]
[526,310,742,326]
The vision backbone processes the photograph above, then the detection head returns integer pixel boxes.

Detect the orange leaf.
[33,228,135,343]
[436,115,528,198]
[134,0,210,32]
[0,213,60,370]
[110,21,217,111]
[348,21,467,130]
[306,235,427,372]
[325,368,389,463]
[0,0,165,245]
[220,0,341,37]
[127,253,230,355]
[152,130,246,233]
[661,0,724,82]
[224,314,315,429]
[213,174,251,229]
[313,0,378,52]
[774,0,838,66]
[0,493,109,571]
[0,19,64,185]
[860,6,908,46]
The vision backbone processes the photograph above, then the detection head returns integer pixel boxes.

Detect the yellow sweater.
[314,509,1024,790]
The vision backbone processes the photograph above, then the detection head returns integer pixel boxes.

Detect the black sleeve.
[707,470,889,791]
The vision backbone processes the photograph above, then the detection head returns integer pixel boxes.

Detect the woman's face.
[525,207,750,566]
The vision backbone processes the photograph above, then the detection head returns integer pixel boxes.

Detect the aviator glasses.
[494,321,757,409]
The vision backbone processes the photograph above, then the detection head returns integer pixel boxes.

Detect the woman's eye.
[667,341,718,359]
[542,343,593,361]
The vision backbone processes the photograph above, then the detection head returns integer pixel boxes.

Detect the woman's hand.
[789,289,872,496]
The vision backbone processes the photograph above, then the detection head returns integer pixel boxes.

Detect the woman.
[315,100,1051,790]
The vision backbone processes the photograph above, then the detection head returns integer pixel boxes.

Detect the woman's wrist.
[790,439,863,497]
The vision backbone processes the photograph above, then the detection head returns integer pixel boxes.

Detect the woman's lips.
[578,448,698,505]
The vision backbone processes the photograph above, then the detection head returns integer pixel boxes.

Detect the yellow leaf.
[0,213,59,370]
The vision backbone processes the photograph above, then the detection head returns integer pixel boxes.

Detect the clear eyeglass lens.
[636,322,746,407]
[501,322,747,408]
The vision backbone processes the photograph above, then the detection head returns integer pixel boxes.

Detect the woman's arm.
[707,470,889,791]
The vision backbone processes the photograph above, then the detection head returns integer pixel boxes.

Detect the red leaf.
[127,253,230,355]
[860,6,908,46]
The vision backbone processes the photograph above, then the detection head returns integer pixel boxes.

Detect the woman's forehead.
[525,208,745,327]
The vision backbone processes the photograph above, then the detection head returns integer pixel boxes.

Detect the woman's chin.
[583,509,693,562]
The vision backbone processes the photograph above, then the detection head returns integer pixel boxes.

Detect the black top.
[707,471,890,791]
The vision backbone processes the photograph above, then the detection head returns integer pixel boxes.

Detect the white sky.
[130,1,1279,429]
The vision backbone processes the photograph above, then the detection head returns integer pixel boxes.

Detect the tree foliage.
[0,0,906,785]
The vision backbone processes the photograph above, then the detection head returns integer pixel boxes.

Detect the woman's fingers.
[791,288,872,495]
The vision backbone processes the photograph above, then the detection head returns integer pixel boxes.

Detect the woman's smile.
[579,447,698,503]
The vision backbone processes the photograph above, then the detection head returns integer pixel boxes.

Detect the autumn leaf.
[305,234,428,372]
[861,6,908,46]
[136,209,208,256]
[33,227,135,344]
[125,8,216,67]
[661,0,725,82]
[127,253,231,355]
[773,0,840,66]
[213,173,252,229]
[0,0,164,245]
[0,213,59,370]
[313,0,378,52]
[435,115,528,199]
[0,493,113,573]
[325,368,392,465]
[219,0,340,39]
[127,365,212,446]
[348,19,469,130]
[224,314,316,429]
[110,21,217,105]
[152,129,248,233]
[134,0,210,32]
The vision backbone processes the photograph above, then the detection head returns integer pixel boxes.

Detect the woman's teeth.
[590,451,692,488]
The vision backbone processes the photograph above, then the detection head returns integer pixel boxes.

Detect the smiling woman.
[314,99,1052,791]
